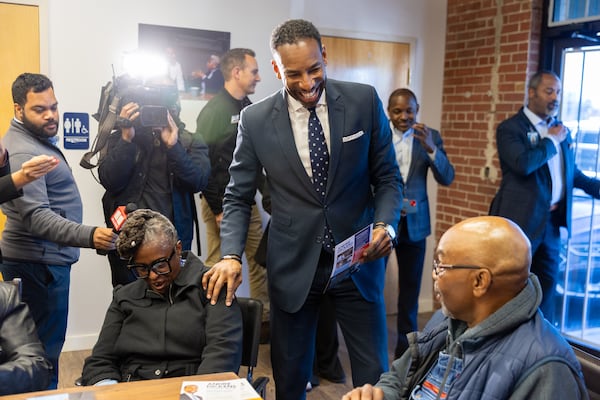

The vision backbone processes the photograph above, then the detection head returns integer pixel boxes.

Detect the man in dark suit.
[490,70,600,322]
[387,88,455,358]
[202,19,402,400]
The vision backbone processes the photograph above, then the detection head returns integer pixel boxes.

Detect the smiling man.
[0,73,117,389]
[201,19,402,400]
[343,216,588,400]
[490,70,600,323]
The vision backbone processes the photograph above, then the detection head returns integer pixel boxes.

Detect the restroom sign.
[63,112,90,150]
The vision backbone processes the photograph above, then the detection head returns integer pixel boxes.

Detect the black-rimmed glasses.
[433,259,483,276]
[128,248,176,279]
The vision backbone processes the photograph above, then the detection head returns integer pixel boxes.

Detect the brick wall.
[435,0,544,240]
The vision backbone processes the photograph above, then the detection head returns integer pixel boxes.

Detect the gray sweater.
[0,119,96,265]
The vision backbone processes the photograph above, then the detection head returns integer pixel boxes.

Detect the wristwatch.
[375,222,397,246]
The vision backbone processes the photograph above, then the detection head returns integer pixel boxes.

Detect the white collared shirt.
[523,106,564,205]
[392,123,413,181]
[287,91,331,180]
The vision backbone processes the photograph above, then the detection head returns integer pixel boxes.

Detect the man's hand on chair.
[202,258,242,306]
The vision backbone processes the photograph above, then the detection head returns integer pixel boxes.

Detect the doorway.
[0,1,42,233]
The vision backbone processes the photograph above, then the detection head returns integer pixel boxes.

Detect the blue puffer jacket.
[377,275,589,400]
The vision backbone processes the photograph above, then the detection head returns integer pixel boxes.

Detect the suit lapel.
[406,139,422,183]
[517,109,552,185]
[271,90,321,200]
[326,83,344,196]
[561,135,574,192]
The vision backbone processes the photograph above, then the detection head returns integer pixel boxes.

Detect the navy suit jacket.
[220,79,403,313]
[401,128,454,242]
[490,107,600,242]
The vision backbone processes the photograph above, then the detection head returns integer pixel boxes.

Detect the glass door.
[556,45,600,349]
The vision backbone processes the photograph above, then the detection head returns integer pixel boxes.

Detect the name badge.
[231,114,240,124]
[527,131,539,146]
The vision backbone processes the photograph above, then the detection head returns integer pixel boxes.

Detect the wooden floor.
[58,312,433,399]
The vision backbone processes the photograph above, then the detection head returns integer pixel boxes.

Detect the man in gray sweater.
[0,73,117,389]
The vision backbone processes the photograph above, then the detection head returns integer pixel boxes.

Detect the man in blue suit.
[490,70,600,322]
[387,88,454,359]
[202,19,402,400]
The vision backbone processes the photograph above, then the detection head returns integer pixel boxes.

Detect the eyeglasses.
[433,259,483,276]
[128,248,176,279]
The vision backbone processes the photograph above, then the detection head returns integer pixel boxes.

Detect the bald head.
[439,216,531,280]
[434,216,532,325]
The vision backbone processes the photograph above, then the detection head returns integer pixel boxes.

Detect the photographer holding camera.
[98,84,210,287]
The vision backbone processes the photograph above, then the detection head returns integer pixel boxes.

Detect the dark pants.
[393,218,426,359]
[313,295,343,380]
[270,250,388,400]
[530,210,562,324]
[0,260,71,390]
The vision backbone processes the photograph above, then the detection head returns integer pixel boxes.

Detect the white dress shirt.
[392,123,414,181]
[287,92,331,181]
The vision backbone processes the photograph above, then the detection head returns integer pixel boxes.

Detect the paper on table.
[180,378,262,400]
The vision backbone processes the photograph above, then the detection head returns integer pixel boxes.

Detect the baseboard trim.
[63,334,98,352]
[419,298,435,313]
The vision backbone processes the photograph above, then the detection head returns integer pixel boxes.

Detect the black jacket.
[99,125,209,249]
[0,282,51,395]
[0,155,21,204]
[81,252,243,385]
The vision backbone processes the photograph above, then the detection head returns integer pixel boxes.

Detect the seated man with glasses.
[81,209,242,385]
[343,216,588,400]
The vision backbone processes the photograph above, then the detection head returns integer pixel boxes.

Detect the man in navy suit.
[490,70,600,322]
[202,19,402,400]
[387,88,454,358]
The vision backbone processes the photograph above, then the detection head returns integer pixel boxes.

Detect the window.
[555,45,600,349]
[549,0,600,26]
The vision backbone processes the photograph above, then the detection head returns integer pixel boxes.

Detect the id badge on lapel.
[527,131,540,147]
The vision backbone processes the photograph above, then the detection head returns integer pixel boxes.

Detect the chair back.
[572,344,600,399]
[237,297,263,376]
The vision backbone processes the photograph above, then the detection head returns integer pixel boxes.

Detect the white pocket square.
[342,130,364,142]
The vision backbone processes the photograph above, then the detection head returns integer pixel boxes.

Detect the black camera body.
[115,75,179,128]
[138,105,168,128]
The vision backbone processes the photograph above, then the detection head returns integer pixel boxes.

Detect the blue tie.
[308,106,334,251]
[308,107,329,199]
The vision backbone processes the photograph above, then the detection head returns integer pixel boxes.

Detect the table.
[1,372,238,400]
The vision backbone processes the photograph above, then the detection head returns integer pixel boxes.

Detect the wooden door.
[0,2,40,232]
[322,36,410,108]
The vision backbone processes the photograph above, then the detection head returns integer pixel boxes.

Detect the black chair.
[237,297,269,398]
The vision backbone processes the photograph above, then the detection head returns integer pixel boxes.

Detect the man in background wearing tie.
[202,19,402,400]
[490,70,600,323]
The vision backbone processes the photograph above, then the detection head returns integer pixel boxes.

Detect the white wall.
[27,0,447,350]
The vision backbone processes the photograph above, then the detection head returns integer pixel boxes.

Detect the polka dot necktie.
[308,106,334,251]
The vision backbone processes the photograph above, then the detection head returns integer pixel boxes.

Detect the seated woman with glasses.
[81,209,242,385]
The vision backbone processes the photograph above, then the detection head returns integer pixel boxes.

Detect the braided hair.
[116,209,178,261]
